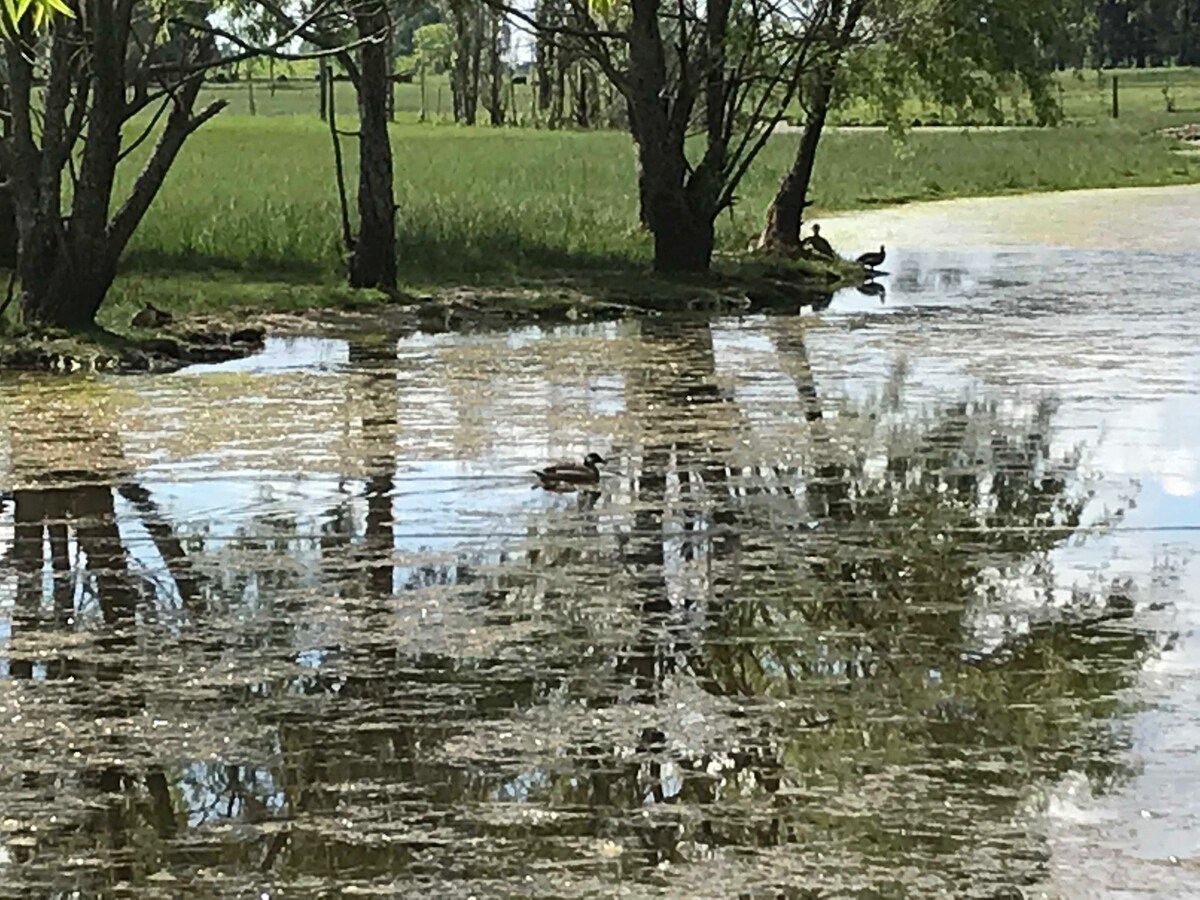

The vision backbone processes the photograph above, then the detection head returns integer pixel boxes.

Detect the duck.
[857,245,886,268]
[533,452,606,491]
[804,223,835,259]
[130,303,173,328]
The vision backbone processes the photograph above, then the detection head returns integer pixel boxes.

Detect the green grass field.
[10,65,1197,329]
[210,64,1200,129]
[122,111,1199,284]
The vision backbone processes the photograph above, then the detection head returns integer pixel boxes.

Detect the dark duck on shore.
[131,304,173,328]
[533,452,606,491]
[857,245,886,268]
[803,223,836,259]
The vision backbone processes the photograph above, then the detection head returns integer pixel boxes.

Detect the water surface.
[2,185,1198,897]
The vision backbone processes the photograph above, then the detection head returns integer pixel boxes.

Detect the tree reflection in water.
[0,319,1160,896]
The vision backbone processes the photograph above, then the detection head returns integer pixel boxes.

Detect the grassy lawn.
[121,113,1200,282]
[212,65,1200,130]
[5,66,1199,333]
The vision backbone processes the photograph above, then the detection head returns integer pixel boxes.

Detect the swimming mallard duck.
[804,223,835,259]
[857,245,886,268]
[533,452,606,491]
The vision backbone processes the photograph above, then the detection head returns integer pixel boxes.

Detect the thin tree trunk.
[574,63,589,128]
[318,57,329,120]
[756,0,863,252]
[0,79,13,270]
[550,47,566,128]
[349,0,398,290]
[756,70,833,251]
[534,0,555,114]
[469,8,483,125]
[487,12,503,126]
[0,184,15,271]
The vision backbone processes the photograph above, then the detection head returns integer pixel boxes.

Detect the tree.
[756,0,1093,253]
[444,0,483,123]
[220,0,399,290]
[756,0,865,252]
[0,0,384,328]
[492,0,830,273]
[411,21,452,119]
[1,1,229,328]
[412,20,452,71]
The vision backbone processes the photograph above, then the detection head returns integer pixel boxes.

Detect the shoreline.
[3,179,1199,375]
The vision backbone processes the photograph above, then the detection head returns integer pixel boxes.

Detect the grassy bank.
[121,116,1199,288]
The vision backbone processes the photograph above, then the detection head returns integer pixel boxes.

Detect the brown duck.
[533,452,606,491]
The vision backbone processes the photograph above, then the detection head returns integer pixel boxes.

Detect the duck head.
[584,452,607,467]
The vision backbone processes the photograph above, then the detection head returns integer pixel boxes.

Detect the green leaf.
[42,0,75,17]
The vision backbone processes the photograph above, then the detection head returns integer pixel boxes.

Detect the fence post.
[1111,75,1119,119]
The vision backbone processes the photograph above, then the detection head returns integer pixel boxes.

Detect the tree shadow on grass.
[118,227,851,318]
[120,248,329,283]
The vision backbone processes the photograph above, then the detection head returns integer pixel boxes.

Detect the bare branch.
[483,0,625,42]
[108,79,227,259]
[167,12,378,69]
[118,92,175,165]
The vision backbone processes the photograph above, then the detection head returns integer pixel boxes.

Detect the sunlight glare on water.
[1,185,1198,897]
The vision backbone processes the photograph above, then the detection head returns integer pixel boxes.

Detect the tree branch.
[117,91,175,165]
[107,84,227,259]
[167,12,376,73]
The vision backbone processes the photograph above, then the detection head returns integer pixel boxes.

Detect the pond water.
[2,185,1198,897]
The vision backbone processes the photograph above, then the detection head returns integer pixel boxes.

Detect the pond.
[1,185,1198,897]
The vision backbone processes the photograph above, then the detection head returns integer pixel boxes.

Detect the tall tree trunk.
[756,68,834,251]
[349,0,398,290]
[487,11,504,126]
[468,8,483,125]
[318,56,329,120]
[449,1,477,123]
[534,0,555,113]
[626,0,715,273]
[550,46,567,128]
[635,138,714,272]
[0,183,15,271]
[0,80,13,270]
[574,62,590,128]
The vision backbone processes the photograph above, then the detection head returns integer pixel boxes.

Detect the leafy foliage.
[0,0,73,35]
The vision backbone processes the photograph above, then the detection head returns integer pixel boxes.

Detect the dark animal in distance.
[533,452,607,491]
[857,245,886,268]
[131,304,173,328]
[803,223,835,259]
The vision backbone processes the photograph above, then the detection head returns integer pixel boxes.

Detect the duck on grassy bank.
[857,245,886,269]
[803,224,836,259]
[533,452,607,491]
